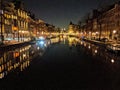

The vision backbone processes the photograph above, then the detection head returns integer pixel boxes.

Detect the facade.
[100,3,120,40]
[0,0,57,43]
[84,2,120,41]
[68,21,80,34]
[28,13,56,39]
[0,1,16,42]
[68,21,74,33]
[0,0,29,43]
[13,0,29,42]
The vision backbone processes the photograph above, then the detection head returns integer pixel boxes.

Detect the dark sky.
[22,0,118,28]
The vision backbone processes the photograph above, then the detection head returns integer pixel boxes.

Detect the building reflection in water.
[0,39,50,79]
[79,40,120,65]
[67,36,120,65]
[0,45,31,79]
[0,37,120,79]
[68,36,78,46]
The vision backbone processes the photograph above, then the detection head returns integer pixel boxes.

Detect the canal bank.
[0,36,120,89]
[0,40,34,50]
[83,39,108,47]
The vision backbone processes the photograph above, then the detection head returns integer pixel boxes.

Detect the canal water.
[0,36,120,89]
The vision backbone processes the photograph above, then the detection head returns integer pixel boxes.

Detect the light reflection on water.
[80,40,120,64]
[66,36,120,65]
[0,39,51,79]
[0,36,120,79]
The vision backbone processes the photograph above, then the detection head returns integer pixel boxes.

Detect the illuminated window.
[7,15,9,18]
[18,21,20,26]
[8,15,10,18]
[18,9,20,16]
[15,16,17,19]
[20,11,23,17]
[21,21,23,27]
[4,14,7,17]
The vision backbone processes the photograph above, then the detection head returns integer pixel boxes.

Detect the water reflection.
[1,36,120,79]
[88,45,91,49]
[66,36,120,65]
[68,36,78,46]
[79,39,120,65]
[0,39,50,79]
[0,45,32,79]
[111,59,115,63]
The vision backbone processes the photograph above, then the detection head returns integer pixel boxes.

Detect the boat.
[106,43,120,54]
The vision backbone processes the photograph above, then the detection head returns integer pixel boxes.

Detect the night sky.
[22,0,118,29]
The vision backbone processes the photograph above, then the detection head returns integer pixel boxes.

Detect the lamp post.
[113,30,117,41]
[0,0,4,44]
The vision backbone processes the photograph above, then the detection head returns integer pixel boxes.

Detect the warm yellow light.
[96,32,99,34]
[111,59,115,63]
[81,42,83,45]
[84,43,86,47]
[12,26,18,31]
[113,30,117,34]
[88,46,91,49]
[89,32,91,34]
[95,50,97,53]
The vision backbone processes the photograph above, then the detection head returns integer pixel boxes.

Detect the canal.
[0,36,120,89]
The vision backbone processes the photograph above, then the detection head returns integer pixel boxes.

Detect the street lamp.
[113,30,117,34]
[113,30,117,41]
[0,0,4,44]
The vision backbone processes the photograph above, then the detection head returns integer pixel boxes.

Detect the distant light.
[48,41,50,45]
[42,31,44,34]
[23,54,26,58]
[111,59,115,63]
[0,10,3,14]
[113,30,117,34]
[95,50,97,53]
[37,47,40,50]
[7,38,12,40]
[81,42,83,45]
[96,32,99,34]
[39,41,44,45]
[89,32,91,34]
[44,44,47,47]
[39,36,44,40]
[0,73,4,79]
[84,43,86,47]
[88,46,91,49]
[20,49,22,52]
[81,32,83,35]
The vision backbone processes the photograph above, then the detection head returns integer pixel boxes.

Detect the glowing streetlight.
[88,45,91,49]
[113,30,117,34]
[95,50,97,54]
[111,59,115,63]
[96,32,99,34]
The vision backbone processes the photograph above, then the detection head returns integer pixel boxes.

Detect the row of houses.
[0,0,55,43]
[82,1,120,41]
[68,1,120,41]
